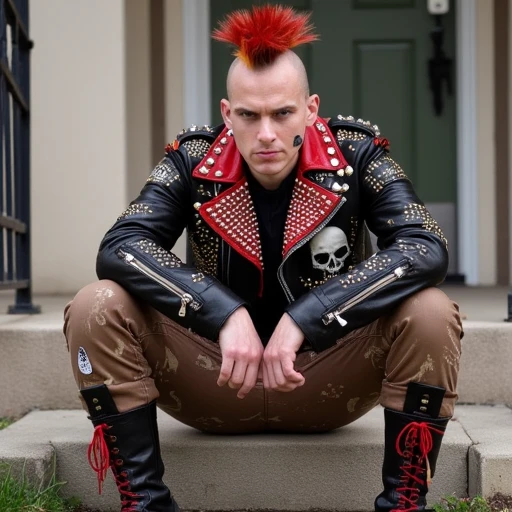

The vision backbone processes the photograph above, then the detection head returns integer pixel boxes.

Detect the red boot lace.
[391,421,445,512]
[87,423,143,511]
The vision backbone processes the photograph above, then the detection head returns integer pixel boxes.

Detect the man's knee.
[397,287,462,336]
[64,280,135,340]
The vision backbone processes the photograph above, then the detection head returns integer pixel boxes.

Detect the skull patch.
[310,226,351,274]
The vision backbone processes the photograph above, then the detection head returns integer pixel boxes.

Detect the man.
[64,5,462,512]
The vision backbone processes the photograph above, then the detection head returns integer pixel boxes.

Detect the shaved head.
[226,51,310,100]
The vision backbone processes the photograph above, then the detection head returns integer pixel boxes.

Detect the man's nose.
[257,119,276,143]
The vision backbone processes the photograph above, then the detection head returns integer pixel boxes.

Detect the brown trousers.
[63,280,462,433]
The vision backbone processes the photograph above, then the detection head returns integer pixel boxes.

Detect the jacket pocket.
[117,249,203,318]
[322,260,411,327]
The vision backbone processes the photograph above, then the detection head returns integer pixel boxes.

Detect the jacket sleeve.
[96,144,246,341]
[285,120,448,352]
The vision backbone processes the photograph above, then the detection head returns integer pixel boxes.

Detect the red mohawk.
[212,4,319,68]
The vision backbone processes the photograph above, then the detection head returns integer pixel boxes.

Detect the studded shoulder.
[328,114,381,137]
[171,124,223,160]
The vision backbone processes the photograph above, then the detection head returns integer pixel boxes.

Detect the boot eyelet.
[115,459,123,466]
[111,448,119,455]
[110,435,117,442]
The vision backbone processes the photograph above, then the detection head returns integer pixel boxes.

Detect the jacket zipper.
[322,262,411,327]
[117,250,202,317]
[278,196,347,302]
[214,182,230,286]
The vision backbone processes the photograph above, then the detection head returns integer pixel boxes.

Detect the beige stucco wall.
[475,0,497,285]
[30,0,127,294]
[29,0,187,294]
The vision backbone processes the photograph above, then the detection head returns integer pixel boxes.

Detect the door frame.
[183,0,479,283]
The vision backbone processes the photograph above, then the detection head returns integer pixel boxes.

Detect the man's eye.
[240,112,255,118]
[275,110,291,117]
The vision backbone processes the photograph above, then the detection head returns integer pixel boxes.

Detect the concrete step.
[1,319,511,418]
[1,405,511,511]
[1,288,512,417]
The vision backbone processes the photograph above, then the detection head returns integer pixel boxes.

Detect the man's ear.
[305,94,320,126]
[220,99,232,128]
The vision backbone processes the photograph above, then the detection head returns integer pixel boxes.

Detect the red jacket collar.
[192,117,348,182]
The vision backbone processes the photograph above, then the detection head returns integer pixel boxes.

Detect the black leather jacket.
[97,116,448,352]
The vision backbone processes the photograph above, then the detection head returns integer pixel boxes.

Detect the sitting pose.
[64,5,462,511]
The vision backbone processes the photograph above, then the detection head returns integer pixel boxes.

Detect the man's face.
[220,59,319,189]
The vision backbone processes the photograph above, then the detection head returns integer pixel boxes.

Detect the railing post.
[1,0,39,313]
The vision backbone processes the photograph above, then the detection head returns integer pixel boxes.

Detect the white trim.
[182,0,211,126]
[456,0,479,284]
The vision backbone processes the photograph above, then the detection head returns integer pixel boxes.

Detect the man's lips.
[255,150,281,158]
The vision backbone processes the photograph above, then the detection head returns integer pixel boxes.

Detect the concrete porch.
[0,285,511,511]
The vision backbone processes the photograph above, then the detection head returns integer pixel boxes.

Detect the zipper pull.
[179,294,193,317]
[395,266,407,278]
[333,312,348,327]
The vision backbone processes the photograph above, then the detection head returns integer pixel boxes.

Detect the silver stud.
[220,138,228,145]
[193,202,201,210]
[327,147,336,155]
[337,169,344,177]
[227,129,233,136]
[215,170,223,177]
[199,166,209,174]
[324,136,332,143]
[206,157,215,166]
[214,147,222,155]
[332,182,342,192]
[342,184,350,192]
[345,165,354,176]
[330,158,339,167]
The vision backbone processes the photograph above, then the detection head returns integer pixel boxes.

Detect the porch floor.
[0,284,510,325]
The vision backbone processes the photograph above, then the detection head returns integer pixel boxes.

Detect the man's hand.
[262,313,305,392]
[217,307,264,399]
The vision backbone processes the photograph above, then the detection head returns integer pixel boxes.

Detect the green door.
[210,0,457,272]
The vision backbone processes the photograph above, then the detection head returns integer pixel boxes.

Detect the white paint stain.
[320,383,344,399]
[196,416,224,426]
[412,354,435,381]
[86,287,115,333]
[364,346,386,369]
[163,348,179,373]
[104,374,114,386]
[168,391,182,412]
[347,397,360,413]
[195,354,220,371]
[240,412,263,422]
[114,339,125,357]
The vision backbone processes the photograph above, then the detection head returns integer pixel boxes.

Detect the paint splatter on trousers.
[63,280,462,433]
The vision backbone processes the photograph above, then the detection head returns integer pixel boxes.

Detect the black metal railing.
[0,0,38,313]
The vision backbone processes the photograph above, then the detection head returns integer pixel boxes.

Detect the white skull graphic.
[310,226,351,274]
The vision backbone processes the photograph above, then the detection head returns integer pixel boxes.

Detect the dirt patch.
[489,493,512,511]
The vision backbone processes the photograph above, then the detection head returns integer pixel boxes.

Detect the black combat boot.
[81,384,180,512]
[375,383,449,512]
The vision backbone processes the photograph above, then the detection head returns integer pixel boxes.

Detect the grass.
[0,463,99,512]
[434,494,512,512]
[0,418,13,430]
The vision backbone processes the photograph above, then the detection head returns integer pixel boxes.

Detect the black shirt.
[246,166,296,343]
